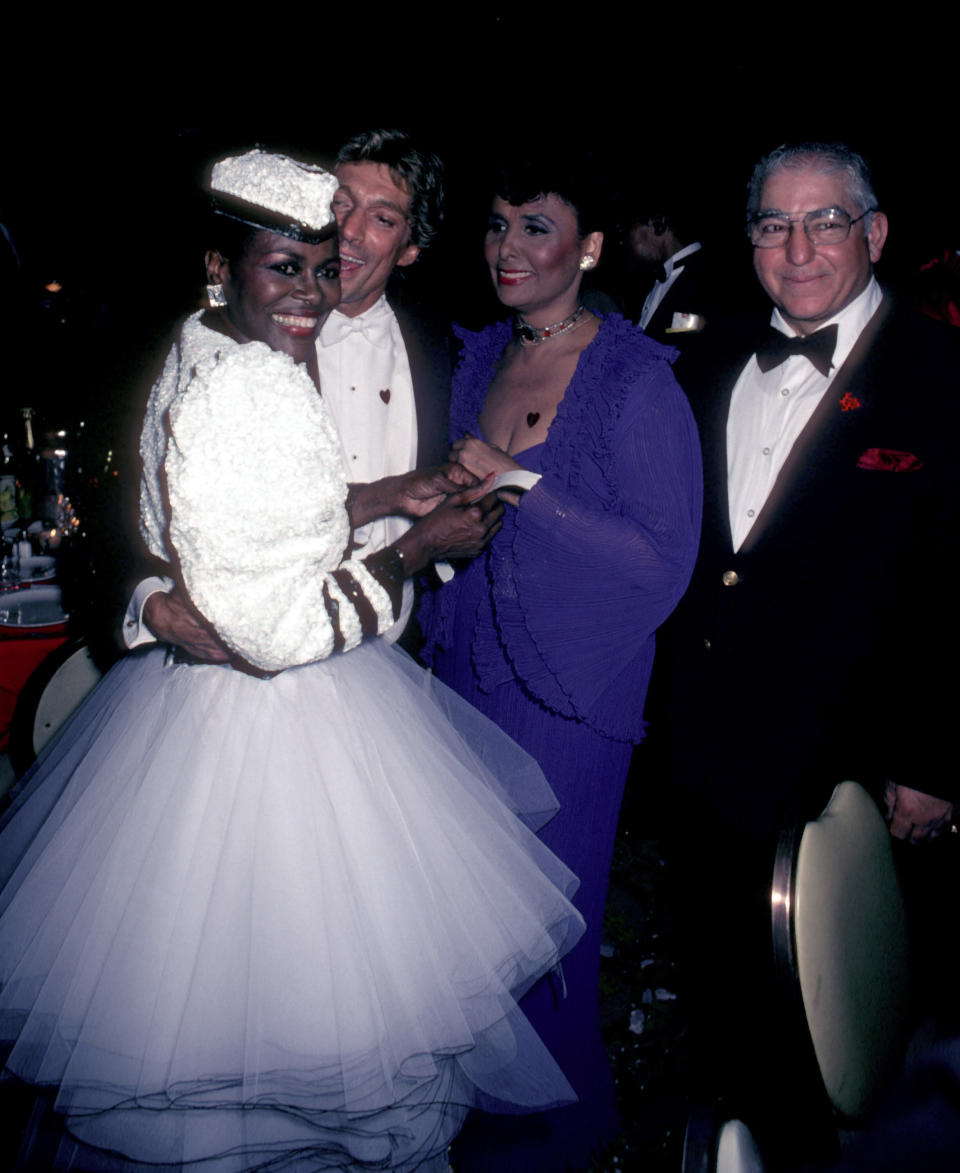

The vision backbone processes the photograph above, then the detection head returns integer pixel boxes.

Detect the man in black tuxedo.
[618,183,714,354]
[656,141,959,1161]
[127,130,453,657]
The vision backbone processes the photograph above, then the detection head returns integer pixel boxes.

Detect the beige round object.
[794,780,911,1120]
[716,1119,766,1173]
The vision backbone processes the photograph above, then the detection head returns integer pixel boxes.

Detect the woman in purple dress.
[423,159,702,1171]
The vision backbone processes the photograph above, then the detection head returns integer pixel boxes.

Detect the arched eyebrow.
[256,245,308,262]
[521,212,555,228]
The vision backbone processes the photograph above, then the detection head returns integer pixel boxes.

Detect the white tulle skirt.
[0,641,584,1171]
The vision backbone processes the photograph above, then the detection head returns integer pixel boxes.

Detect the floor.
[592,796,690,1171]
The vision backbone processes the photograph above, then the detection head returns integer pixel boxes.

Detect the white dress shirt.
[726,278,883,551]
[639,242,702,331]
[317,296,418,642]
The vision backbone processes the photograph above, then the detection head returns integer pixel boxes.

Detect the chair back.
[683,1107,766,1173]
[9,635,113,775]
[772,780,911,1122]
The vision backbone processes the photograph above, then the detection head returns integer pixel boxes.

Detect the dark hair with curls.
[491,152,606,240]
[335,129,445,251]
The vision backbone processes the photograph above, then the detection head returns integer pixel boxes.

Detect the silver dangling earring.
[579,255,596,271]
[206,283,227,309]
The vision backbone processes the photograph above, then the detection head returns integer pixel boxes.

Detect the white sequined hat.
[209,149,338,244]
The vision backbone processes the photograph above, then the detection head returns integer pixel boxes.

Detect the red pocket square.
[856,448,924,472]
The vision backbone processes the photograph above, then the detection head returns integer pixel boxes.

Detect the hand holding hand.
[392,463,480,518]
[396,475,504,571]
[885,781,955,842]
[143,588,230,663]
[450,434,521,481]
[349,464,479,527]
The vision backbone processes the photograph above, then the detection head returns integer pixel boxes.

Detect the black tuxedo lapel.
[683,316,766,561]
[738,298,891,553]
[390,300,452,469]
[699,358,736,557]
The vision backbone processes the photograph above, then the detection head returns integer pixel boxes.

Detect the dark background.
[4,16,956,416]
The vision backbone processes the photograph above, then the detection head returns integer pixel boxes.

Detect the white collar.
[345,293,390,323]
[320,294,394,348]
[663,241,701,280]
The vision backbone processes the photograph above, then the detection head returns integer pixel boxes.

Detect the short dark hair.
[616,180,698,248]
[336,129,445,251]
[491,152,605,239]
[746,141,879,224]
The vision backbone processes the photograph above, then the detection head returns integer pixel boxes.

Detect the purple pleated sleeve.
[424,315,702,743]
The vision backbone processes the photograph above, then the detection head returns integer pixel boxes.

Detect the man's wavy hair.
[746,142,879,229]
[336,129,445,251]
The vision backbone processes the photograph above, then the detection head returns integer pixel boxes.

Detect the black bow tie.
[756,324,838,377]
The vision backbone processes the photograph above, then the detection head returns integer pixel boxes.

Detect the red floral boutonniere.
[856,448,924,472]
[839,392,862,412]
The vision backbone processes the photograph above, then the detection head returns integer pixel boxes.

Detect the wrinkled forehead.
[334,160,413,211]
[759,163,855,215]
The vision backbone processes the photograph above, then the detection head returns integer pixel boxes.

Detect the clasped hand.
[399,475,504,568]
[391,463,478,518]
[143,467,503,662]
[450,435,525,507]
[348,463,476,527]
[449,434,520,481]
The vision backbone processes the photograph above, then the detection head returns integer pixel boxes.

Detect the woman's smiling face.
[484,194,601,324]
[207,230,341,363]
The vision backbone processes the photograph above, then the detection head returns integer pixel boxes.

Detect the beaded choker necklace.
[515,305,587,346]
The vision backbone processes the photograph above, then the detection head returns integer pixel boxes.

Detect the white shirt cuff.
[122,575,174,648]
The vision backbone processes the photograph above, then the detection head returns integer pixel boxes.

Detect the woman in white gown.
[0,151,584,1172]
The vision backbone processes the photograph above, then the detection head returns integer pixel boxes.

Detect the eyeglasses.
[747,206,876,248]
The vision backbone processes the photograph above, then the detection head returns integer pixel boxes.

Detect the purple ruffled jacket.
[423,314,702,743]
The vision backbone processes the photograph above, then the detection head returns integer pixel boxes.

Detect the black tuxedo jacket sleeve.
[659,296,960,838]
